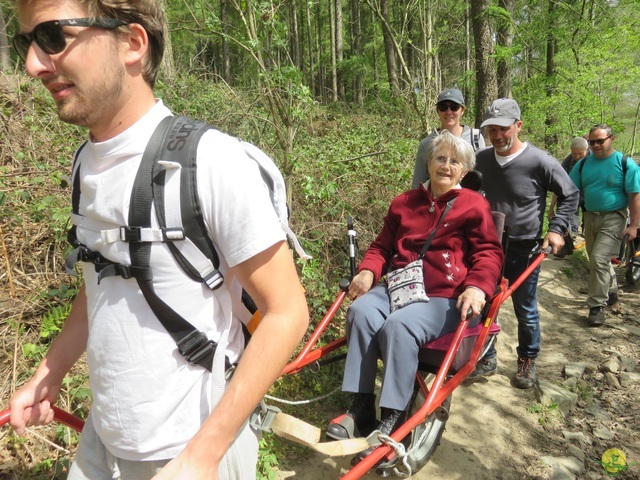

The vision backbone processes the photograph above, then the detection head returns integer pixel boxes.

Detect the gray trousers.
[342,284,471,411]
[67,413,259,480]
[584,209,627,308]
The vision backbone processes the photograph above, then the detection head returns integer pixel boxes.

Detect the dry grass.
[1,76,87,479]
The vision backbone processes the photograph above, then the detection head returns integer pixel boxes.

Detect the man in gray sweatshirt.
[471,99,579,389]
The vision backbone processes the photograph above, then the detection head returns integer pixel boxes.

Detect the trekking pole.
[347,216,357,279]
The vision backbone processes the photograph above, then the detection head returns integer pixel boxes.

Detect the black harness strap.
[128,116,228,372]
[152,117,222,285]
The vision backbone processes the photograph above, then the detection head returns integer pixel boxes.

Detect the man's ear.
[123,23,149,66]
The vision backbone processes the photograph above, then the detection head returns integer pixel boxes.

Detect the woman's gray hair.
[570,137,588,150]
[426,130,476,172]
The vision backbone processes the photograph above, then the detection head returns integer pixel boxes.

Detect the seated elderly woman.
[326,131,504,458]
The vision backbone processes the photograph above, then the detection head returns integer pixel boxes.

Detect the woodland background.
[0,0,639,478]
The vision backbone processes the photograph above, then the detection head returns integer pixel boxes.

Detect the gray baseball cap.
[436,88,465,106]
[480,98,521,128]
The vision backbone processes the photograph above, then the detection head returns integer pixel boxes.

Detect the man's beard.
[494,137,513,154]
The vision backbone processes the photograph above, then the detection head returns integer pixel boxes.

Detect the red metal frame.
[341,251,546,479]
[0,406,85,433]
[0,252,547,480]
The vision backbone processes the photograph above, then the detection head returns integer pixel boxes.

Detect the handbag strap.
[417,196,457,259]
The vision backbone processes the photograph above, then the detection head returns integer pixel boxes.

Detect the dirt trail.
[275,255,640,480]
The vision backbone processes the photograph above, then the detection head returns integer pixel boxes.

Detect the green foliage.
[39,304,71,341]
[257,435,280,480]
[527,403,562,425]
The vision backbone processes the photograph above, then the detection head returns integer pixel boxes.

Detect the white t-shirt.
[74,100,285,460]
[494,142,528,166]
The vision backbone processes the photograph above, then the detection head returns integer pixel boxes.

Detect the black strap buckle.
[120,226,143,243]
[177,330,211,358]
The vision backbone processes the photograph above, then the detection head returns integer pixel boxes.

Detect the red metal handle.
[0,406,84,433]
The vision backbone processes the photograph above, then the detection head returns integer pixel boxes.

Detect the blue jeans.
[485,247,541,360]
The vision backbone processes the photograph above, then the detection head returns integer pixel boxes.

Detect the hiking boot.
[513,357,537,389]
[588,306,606,327]
[326,393,376,440]
[354,407,408,463]
[607,292,619,306]
[468,356,497,379]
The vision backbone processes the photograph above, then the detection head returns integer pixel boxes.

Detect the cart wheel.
[626,259,640,285]
[623,238,640,285]
[405,377,452,473]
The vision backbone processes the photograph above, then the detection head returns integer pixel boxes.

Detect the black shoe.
[354,408,408,463]
[588,306,605,326]
[607,292,619,306]
[326,393,376,440]
[468,356,497,379]
[513,357,537,389]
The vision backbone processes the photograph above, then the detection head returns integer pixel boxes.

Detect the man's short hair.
[19,0,167,87]
[589,123,614,137]
[570,137,588,150]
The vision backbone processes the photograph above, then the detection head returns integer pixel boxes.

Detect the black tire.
[626,260,640,285]
[624,239,640,285]
[404,375,452,473]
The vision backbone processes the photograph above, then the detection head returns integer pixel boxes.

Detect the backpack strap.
[471,128,481,151]
[128,116,227,372]
[149,116,224,289]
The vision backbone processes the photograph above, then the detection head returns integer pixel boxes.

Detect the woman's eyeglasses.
[588,135,611,146]
[434,156,463,168]
[13,18,127,62]
[437,103,462,112]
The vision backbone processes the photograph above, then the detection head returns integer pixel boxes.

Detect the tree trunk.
[290,0,301,69]
[335,0,345,99]
[351,0,363,104]
[329,0,338,101]
[465,2,472,90]
[305,0,316,96]
[545,0,558,149]
[315,1,325,99]
[496,0,514,98]
[221,0,232,84]
[372,8,380,95]
[158,0,176,81]
[470,0,498,128]
[379,0,399,94]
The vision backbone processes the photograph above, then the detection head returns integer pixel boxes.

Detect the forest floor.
[274,248,640,480]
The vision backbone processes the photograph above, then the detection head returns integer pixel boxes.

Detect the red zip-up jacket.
[358,184,504,298]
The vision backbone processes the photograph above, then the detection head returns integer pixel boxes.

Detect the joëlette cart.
[0,213,549,479]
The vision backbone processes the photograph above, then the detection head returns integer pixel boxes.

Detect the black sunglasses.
[437,103,462,112]
[13,17,127,62]
[588,135,611,147]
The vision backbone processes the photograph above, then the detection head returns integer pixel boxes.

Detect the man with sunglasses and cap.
[470,98,579,389]
[569,124,640,327]
[8,1,309,479]
[411,88,485,189]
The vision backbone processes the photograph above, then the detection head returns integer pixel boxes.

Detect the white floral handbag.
[387,259,429,312]
[386,197,456,313]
